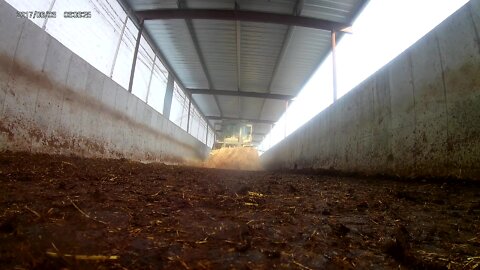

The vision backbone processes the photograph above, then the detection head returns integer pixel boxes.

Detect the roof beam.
[259,0,303,121]
[185,22,224,116]
[136,9,350,31]
[177,0,224,118]
[117,0,217,134]
[188,89,294,100]
[267,3,301,91]
[205,116,276,124]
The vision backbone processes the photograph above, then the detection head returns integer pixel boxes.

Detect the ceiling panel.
[270,27,331,95]
[260,99,287,121]
[302,0,362,23]
[193,20,238,90]
[145,20,209,89]
[240,22,288,92]
[217,95,240,118]
[240,97,264,119]
[238,0,297,14]
[125,0,177,10]
[123,0,368,128]
[192,94,221,116]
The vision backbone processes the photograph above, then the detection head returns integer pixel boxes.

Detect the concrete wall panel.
[66,56,89,94]
[98,78,119,148]
[101,78,118,111]
[143,105,153,128]
[470,1,480,38]
[262,3,480,180]
[135,98,144,123]
[410,34,447,122]
[389,55,415,130]
[436,4,480,178]
[13,20,49,72]
[81,66,105,143]
[0,1,25,118]
[32,38,72,151]
[414,118,448,176]
[0,0,209,163]
[389,125,416,176]
[0,1,24,58]
[133,98,145,153]
[59,55,89,151]
[371,68,392,172]
[2,20,50,151]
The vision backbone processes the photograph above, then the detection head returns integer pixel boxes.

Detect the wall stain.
[261,6,480,181]
[0,51,208,162]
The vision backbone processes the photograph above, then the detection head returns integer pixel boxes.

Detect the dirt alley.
[0,151,479,269]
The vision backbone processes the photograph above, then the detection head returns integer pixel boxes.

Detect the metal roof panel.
[240,22,288,92]
[122,0,368,129]
[270,27,331,95]
[192,19,238,90]
[145,19,209,88]
[125,0,177,10]
[192,94,221,116]
[302,0,362,23]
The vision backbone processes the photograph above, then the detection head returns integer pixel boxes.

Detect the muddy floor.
[0,152,479,269]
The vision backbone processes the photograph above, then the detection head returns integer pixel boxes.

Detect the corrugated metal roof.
[270,26,331,94]
[302,0,359,22]
[123,0,367,145]
[145,19,210,88]
[238,0,297,15]
[193,19,237,90]
[126,0,177,10]
[240,22,288,92]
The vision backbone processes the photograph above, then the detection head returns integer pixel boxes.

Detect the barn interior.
[0,0,479,268]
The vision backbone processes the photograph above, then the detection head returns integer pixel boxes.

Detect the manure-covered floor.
[0,152,479,269]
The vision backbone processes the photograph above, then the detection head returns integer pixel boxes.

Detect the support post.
[163,73,174,118]
[128,20,144,93]
[331,30,337,102]
[145,55,157,103]
[110,16,128,78]
[42,0,56,30]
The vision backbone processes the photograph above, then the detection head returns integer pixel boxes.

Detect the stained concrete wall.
[0,0,209,162]
[261,1,480,180]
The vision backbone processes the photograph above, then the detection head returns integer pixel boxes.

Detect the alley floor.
[0,152,479,269]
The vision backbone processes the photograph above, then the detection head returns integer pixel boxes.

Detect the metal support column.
[163,73,174,118]
[331,30,338,102]
[110,16,128,78]
[163,73,175,119]
[42,0,56,30]
[128,20,144,93]
[145,55,157,104]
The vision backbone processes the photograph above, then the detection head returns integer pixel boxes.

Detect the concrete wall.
[261,1,480,180]
[0,0,209,162]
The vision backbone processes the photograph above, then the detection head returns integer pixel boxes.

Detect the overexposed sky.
[258,0,469,153]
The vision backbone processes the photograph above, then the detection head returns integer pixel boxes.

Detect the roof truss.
[206,116,276,124]
[189,89,294,100]
[136,9,350,31]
